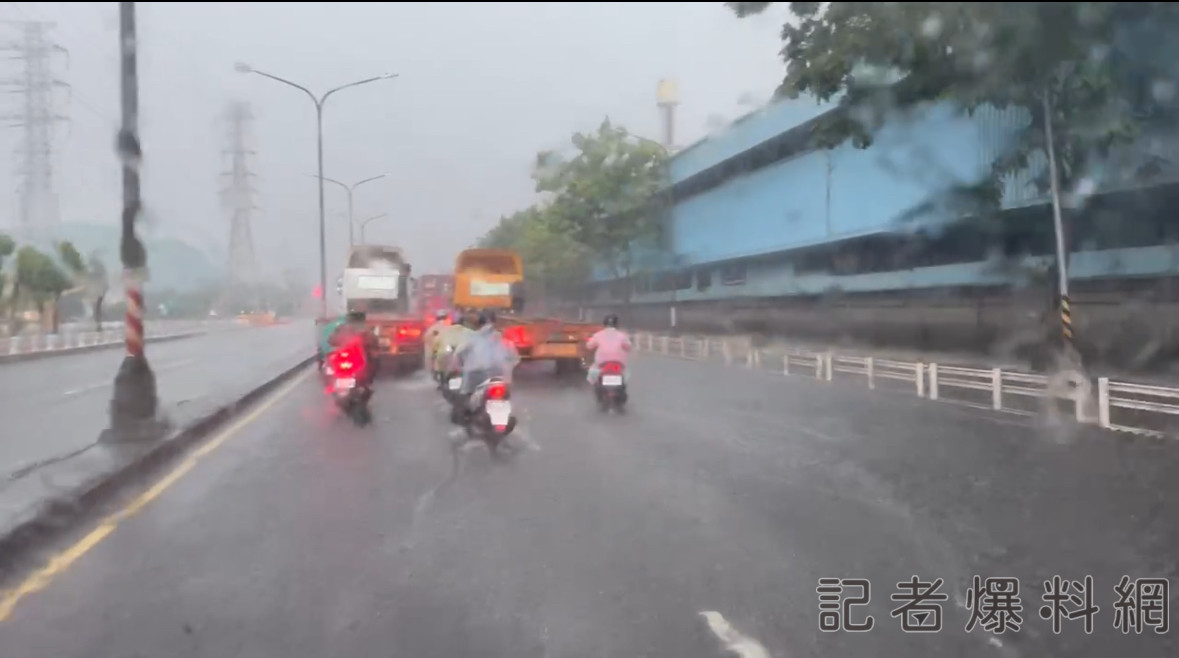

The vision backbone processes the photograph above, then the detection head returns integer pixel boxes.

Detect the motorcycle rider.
[319,310,368,368]
[451,310,519,423]
[422,308,451,379]
[434,310,474,377]
[326,311,379,381]
[585,313,632,385]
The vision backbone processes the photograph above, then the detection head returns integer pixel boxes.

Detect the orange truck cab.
[453,248,596,374]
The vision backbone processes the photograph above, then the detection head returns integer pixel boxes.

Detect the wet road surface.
[1,353,1175,657]
[0,321,312,479]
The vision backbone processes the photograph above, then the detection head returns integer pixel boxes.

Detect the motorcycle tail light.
[486,382,508,400]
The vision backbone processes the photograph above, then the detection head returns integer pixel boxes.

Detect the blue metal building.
[581,90,1179,310]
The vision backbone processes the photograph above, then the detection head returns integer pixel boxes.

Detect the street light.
[236,62,398,318]
[309,173,387,246]
[357,212,388,243]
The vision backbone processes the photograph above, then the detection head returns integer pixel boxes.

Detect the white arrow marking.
[699,611,772,658]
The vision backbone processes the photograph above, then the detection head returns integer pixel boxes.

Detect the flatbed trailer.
[453,248,598,374]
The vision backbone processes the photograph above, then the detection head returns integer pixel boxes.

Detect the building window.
[696,267,712,291]
[720,263,747,286]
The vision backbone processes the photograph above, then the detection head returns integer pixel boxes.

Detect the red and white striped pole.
[104,1,160,441]
[124,276,145,358]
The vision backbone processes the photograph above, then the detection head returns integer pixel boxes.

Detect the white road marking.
[62,358,197,397]
[699,611,772,658]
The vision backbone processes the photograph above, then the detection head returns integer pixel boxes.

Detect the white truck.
[323,244,426,373]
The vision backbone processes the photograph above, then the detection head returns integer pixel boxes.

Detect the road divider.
[0,347,314,575]
[0,319,245,365]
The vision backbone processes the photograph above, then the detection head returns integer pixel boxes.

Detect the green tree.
[57,240,85,277]
[729,2,1179,210]
[481,205,593,296]
[532,118,669,303]
[0,233,14,315]
[12,246,70,331]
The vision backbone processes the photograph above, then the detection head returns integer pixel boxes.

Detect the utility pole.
[0,20,69,239]
[358,212,387,243]
[236,63,398,319]
[1043,91,1076,362]
[103,1,161,443]
[221,100,261,309]
[312,173,386,246]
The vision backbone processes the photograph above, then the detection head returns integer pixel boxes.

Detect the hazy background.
[0,1,794,287]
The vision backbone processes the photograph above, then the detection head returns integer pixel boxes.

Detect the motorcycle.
[325,342,373,427]
[441,369,464,404]
[435,345,460,393]
[594,361,628,413]
[455,376,517,455]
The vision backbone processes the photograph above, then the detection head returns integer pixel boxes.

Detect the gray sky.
[0,1,792,279]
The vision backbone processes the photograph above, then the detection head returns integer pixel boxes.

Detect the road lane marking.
[699,611,772,658]
[0,367,312,622]
[62,358,198,397]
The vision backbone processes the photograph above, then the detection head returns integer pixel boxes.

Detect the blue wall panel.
[669,102,1005,266]
[589,244,1179,306]
[670,99,834,183]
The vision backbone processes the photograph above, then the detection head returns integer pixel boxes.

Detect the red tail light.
[328,336,368,375]
[503,325,531,347]
[329,349,358,373]
[601,361,624,374]
[396,324,422,341]
[486,382,508,400]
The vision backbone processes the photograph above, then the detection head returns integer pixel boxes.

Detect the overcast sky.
[0,1,793,279]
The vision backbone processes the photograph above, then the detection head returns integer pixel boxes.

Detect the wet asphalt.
[1,352,1175,658]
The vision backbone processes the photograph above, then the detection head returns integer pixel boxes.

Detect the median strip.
[0,348,314,574]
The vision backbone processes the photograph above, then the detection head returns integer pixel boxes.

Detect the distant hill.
[7,222,224,293]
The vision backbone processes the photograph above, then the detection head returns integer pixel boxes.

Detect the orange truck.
[453,248,597,374]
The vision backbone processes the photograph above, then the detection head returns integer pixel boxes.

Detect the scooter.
[325,343,373,426]
[594,361,628,413]
[453,376,517,455]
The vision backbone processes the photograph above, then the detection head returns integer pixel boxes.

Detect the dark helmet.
[476,310,497,328]
[346,310,367,324]
[603,313,619,328]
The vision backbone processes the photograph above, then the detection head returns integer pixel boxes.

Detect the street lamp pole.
[357,212,388,243]
[236,63,397,318]
[311,173,387,246]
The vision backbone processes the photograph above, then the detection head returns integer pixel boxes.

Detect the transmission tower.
[220,100,260,295]
[0,21,70,238]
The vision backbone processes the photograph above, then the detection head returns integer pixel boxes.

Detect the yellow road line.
[0,368,312,621]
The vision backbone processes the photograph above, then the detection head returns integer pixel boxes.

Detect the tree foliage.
[5,242,87,331]
[729,2,1179,209]
[482,205,592,290]
[57,240,86,279]
[0,233,14,302]
[480,119,669,297]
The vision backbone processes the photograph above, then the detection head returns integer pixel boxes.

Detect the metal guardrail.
[0,319,244,357]
[635,332,1179,439]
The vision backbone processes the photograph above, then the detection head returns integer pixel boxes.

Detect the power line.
[0,19,70,236]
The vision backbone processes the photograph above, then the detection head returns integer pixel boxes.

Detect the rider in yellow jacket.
[434,311,475,374]
[422,309,450,376]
